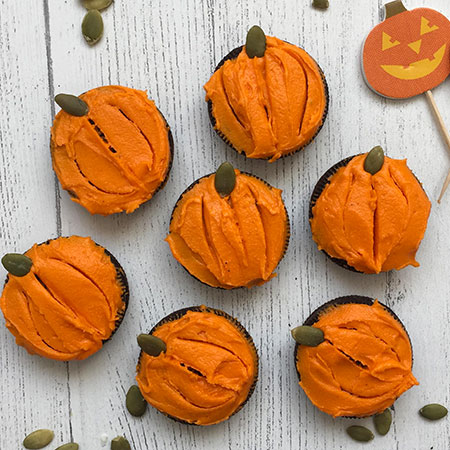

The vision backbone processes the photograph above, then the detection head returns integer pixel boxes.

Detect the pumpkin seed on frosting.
[55,94,89,117]
[214,162,236,197]
[245,25,266,58]
[1,253,32,277]
[137,334,166,357]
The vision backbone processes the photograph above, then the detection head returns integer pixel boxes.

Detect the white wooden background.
[0,0,449,449]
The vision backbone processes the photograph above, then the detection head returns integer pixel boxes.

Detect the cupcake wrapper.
[137,305,259,426]
[293,295,413,419]
[4,237,130,345]
[169,172,290,289]
[207,44,329,160]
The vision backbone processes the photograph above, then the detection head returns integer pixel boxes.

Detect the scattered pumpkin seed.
[137,334,166,357]
[374,408,392,435]
[55,444,79,450]
[55,94,89,117]
[1,253,32,277]
[111,436,131,450]
[82,9,104,46]
[214,162,236,197]
[23,429,54,449]
[245,25,266,58]
[82,0,113,11]
[126,385,147,417]
[419,403,448,421]
[364,146,385,175]
[346,425,374,442]
[313,0,329,9]
[291,325,324,347]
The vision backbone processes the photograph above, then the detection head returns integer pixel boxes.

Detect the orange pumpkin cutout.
[362,2,450,98]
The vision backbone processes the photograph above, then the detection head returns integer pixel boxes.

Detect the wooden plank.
[0,0,70,448]
[1,0,449,448]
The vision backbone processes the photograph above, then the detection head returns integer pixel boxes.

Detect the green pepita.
[2,253,32,277]
[374,408,392,435]
[419,403,448,420]
[245,25,266,58]
[55,444,79,450]
[82,0,113,11]
[82,9,104,46]
[364,146,385,175]
[346,425,374,442]
[23,429,54,449]
[291,325,324,347]
[55,94,89,117]
[137,334,166,357]
[111,436,131,450]
[126,385,147,417]
[313,0,329,9]
[214,162,236,197]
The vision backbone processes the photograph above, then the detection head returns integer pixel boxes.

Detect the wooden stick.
[425,90,450,203]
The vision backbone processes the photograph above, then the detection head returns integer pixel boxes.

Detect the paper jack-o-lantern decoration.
[362,0,450,202]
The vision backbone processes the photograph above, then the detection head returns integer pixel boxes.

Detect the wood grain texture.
[1,0,450,448]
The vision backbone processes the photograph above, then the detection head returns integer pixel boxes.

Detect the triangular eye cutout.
[382,32,401,51]
[421,17,439,35]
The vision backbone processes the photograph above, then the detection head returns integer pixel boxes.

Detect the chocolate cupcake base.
[137,305,259,426]
[207,45,329,161]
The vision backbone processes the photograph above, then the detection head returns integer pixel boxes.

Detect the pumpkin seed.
[1,253,32,277]
[245,25,266,58]
[374,408,392,435]
[111,436,131,450]
[23,429,54,449]
[55,444,79,450]
[55,94,89,117]
[82,0,113,11]
[82,9,104,46]
[137,334,166,357]
[346,425,374,442]
[419,403,448,420]
[214,162,236,197]
[126,385,147,417]
[364,146,385,175]
[291,325,324,347]
[313,0,329,9]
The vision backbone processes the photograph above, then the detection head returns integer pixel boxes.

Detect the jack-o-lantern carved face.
[363,7,450,98]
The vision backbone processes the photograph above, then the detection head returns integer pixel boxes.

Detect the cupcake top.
[51,85,172,215]
[310,153,431,273]
[296,300,418,418]
[0,236,126,361]
[204,35,327,161]
[136,307,258,425]
[166,168,289,288]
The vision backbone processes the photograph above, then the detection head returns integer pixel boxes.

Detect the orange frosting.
[204,36,327,161]
[0,236,126,361]
[51,85,172,215]
[310,155,431,273]
[136,308,257,425]
[296,300,418,418]
[166,170,288,288]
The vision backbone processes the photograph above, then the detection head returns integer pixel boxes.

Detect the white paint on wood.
[1,0,450,448]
